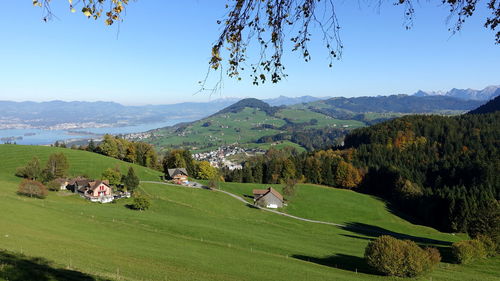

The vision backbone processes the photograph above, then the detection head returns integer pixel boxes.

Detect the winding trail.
[141,180,345,227]
[140,181,455,246]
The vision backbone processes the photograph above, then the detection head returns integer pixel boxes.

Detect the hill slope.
[1,145,499,280]
[0,144,162,182]
[139,95,482,153]
[469,95,500,114]
[296,95,483,121]
[141,100,364,152]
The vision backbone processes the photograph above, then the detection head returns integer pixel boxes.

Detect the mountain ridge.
[468,95,500,114]
[412,85,500,100]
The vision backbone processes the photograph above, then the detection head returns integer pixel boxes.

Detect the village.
[192,145,265,170]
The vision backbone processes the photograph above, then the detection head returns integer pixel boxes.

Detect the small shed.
[252,187,284,209]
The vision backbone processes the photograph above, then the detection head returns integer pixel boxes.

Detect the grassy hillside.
[213,182,462,242]
[139,96,476,153]
[143,106,362,153]
[1,145,499,281]
[0,145,163,182]
[293,95,482,119]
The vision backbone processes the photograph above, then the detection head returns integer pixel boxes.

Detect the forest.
[223,111,500,233]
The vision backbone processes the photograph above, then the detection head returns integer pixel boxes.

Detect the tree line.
[223,112,500,239]
[345,112,499,233]
[222,147,362,189]
[55,135,161,170]
[54,135,220,182]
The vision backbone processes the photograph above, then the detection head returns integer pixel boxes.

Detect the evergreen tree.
[123,167,140,193]
[87,139,96,152]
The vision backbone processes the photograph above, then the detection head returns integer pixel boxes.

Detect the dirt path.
[141,181,345,227]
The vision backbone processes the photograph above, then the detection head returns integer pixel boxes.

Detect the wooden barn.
[252,187,284,209]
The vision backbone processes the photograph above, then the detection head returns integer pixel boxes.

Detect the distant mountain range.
[413,85,500,101]
[0,99,237,129]
[0,86,496,130]
[0,96,328,129]
[263,95,328,106]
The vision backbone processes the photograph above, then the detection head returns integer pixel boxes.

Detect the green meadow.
[0,145,499,281]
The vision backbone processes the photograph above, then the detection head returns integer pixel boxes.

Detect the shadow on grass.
[292,254,381,275]
[340,222,452,246]
[245,203,260,209]
[0,250,108,281]
[340,223,456,263]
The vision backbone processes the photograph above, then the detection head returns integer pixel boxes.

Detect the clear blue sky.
[0,1,498,105]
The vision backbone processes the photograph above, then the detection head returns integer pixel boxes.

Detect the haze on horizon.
[0,1,499,105]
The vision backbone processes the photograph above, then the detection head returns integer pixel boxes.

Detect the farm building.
[65,177,91,193]
[77,180,114,203]
[167,168,189,184]
[252,187,284,209]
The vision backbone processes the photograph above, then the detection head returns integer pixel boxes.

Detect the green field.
[0,145,499,281]
[276,108,365,128]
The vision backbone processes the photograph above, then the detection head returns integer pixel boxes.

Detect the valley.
[1,145,499,280]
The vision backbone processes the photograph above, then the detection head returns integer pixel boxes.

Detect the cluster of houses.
[192,146,266,170]
[165,166,285,209]
[50,164,286,209]
[55,177,130,203]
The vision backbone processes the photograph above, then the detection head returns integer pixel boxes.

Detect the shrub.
[17,180,48,199]
[46,180,61,192]
[364,235,439,277]
[476,235,497,257]
[467,202,500,255]
[130,193,151,211]
[452,239,486,264]
[15,157,42,180]
[425,247,442,265]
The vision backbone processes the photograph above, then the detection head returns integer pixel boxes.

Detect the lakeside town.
[192,145,265,170]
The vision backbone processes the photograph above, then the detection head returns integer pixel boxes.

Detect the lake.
[0,119,192,145]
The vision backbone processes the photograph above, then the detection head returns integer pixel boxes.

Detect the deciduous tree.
[334,160,361,189]
[43,153,69,181]
[18,179,48,199]
[102,166,122,186]
[15,157,42,180]
[197,161,218,180]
